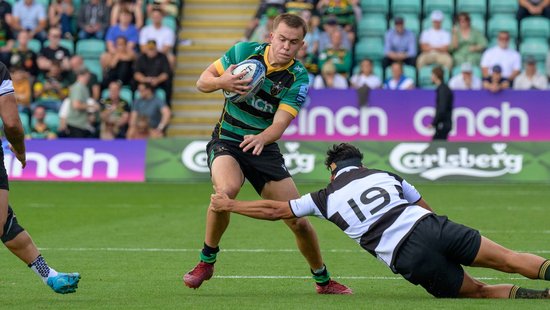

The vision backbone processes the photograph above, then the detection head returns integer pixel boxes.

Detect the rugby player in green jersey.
[183,13,352,294]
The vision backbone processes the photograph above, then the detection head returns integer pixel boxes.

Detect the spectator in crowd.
[32,61,69,111]
[8,30,38,78]
[101,36,136,88]
[250,6,278,43]
[140,8,176,67]
[110,0,144,29]
[67,55,101,101]
[312,60,349,89]
[295,41,318,86]
[11,0,47,42]
[127,82,170,139]
[99,80,130,139]
[317,0,358,44]
[285,0,315,16]
[384,62,415,90]
[0,17,14,65]
[133,40,171,104]
[146,0,179,18]
[382,16,416,69]
[11,66,32,114]
[318,16,352,52]
[104,9,139,55]
[483,65,510,93]
[301,9,321,56]
[431,66,453,141]
[0,0,13,26]
[318,30,352,76]
[77,0,110,40]
[48,0,74,39]
[37,27,71,75]
[517,0,550,20]
[416,10,452,70]
[448,62,482,90]
[27,105,57,139]
[242,0,286,42]
[449,12,487,67]
[350,58,381,89]
[65,68,98,138]
[480,31,521,83]
[513,57,548,90]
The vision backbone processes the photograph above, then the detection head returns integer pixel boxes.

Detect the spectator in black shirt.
[0,0,12,26]
[133,40,171,104]
[37,27,71,75]
[8,30,38,78]
[430,66,453,141]
[483,65,510,93]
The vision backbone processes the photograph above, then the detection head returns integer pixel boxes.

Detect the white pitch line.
[213,276,532,281]
[37,247,550,254]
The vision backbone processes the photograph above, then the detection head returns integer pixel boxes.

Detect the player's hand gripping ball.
[223,59,266,103]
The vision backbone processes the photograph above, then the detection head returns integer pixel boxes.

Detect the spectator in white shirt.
[384,61,415,90]
[313,60,349,89]
[480,31,521,82]
[139,8,176,68]
[350,59,381,89]
[513,57,548,90]
[449,62,482,90]
[416,10,452,70]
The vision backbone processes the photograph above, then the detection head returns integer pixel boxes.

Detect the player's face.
[269,22,304,66]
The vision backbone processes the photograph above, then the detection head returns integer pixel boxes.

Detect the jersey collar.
[264,45,294,75]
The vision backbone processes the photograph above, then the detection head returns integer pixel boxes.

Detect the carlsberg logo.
[389,143,523,180]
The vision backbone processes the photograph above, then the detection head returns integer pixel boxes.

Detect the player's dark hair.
[273,13,308,38]
[325,143,363,172]
[432,66,444,81]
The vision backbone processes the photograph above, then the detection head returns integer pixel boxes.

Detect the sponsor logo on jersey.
[389,143,523,180]
[270,81,284,96]
[296,84,308,104]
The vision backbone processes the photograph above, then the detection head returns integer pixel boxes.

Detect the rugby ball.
[223,59,266,103]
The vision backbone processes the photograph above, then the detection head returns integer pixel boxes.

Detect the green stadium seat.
[520,17,550,39]
[355,38,384,63]
[26,39,42,53]
[535,61,547,76]
[487,14,518,39]
[101,87,134,104]
[489,0,518,17]
[423,0,454,16]
[391,0,421,16]
[384,65,417,83]
[19,112,31,134]
[422,15,452,32]
[456,0,486,16]
[35,0,50,7]
[76,39,106,60]
[519,39,549,62]
[83,59,102,81]
[44,39,75,54]
[360,0,389,14]
[391,14,420,36]
[44,111,60,133]
[469,13,486,34]
[357,14,387,39]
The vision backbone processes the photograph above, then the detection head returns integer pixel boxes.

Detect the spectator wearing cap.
[382,16,417,69]
[139,8,176,68]
[350,58,381,89]
[517,0,550,20]
[448,62,482,90]
[513,57,548,90]
[383,61,415,90]
[11,0,47,42]
[318,15,352,52]
[318,29,352,76]
[483,65,510,93]
[416,10,453,70]
[449,12,487,67]
[480,31,521,82]
[134,39,171,104]
[77,0,110,40]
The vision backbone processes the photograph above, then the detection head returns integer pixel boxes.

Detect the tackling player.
[183,13,352,294]
[209,143,550,299]
[0,62,80,294]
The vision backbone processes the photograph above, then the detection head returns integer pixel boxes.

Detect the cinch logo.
[250,98,275,113]
[389,143,523,180]
[181,141,315,175]
[4,148,119,179]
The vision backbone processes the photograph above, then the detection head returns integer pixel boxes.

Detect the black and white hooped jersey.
[289,166,431,270]
[0,62,14,97]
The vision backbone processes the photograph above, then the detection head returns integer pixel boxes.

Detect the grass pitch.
[0,181,549,309]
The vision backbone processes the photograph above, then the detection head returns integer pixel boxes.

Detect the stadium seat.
[456,0,487,16]
[76,39,106,60]
[487,14,518,39]
[417,65,449,88]
[44,39,74,54]
[519,39,549,62]
[83,59,102,81]
[469,14,486,35]
[391,0,421,16]
[44,111,60,133]
[360,0,389,14]
[488,38,517,50]
[488,0,518,17]
[19,112,31,134]
[423,0,454,16]
[354,38,384,63]
[384,64,417,83]
[520,17,550,39]
[422,15,452,32]
[451,65,482,78]
[26,39,42,53]
[391,14,420,36]
[357,14,387,39]
[101,87,134,104]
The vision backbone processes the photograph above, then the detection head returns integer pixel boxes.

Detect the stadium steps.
[168,0,259,138]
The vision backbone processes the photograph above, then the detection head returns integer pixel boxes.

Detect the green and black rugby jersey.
[212,41,309,142]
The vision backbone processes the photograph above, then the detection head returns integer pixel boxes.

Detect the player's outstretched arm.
[196,63,251,94]
[210,192,295,221]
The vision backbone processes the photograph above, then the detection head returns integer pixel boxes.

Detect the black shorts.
[206,138,291,195]
[393,214,482,298]
[0,148,8,190]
